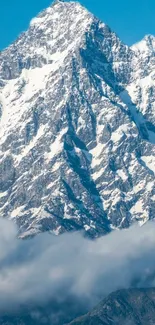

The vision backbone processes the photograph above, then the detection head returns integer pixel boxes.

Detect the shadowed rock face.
[68,288,155,325]
[0,1,155,237]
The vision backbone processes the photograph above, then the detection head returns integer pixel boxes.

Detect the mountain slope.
[0,296,88,325]
[1,288,155,325]
[0,0,155,237]
[68,288,155,325]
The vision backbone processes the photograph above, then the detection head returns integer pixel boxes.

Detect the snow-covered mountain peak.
[131,34,155,55]
[0,1,155,238]
[0,0,94,81]
[30,0,92,29]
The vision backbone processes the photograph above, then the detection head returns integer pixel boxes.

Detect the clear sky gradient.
[0,0,155,50]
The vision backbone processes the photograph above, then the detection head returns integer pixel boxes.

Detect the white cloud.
[0,218,155,312]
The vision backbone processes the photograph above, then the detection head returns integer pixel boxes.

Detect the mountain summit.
[0,1,154,237]
[132,34,155,55]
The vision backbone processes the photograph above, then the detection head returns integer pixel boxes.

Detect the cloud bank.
[0,218,155,312]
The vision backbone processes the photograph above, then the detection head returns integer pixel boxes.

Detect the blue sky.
[0,0,154,50]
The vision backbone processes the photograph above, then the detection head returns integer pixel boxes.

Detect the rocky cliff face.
[0,0,154,237]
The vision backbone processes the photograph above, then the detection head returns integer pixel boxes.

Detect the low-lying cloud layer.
[0,218,155,312]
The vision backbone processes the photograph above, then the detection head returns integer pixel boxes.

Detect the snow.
[21,66,52,98]
[0,191,8,198]
[130,200,144,214]
[10,205,25,219]
[127,73,155,113]
[131,35,155,54]
[102,189,122,210]
[44,127,68,162]
[15,125,45,164]
[51,161,62,172]
[141,156,155,173]
[119,90,145,128]
[111,125,129,144]
[64,203,72,220]
[30,16,46,28]
[74,147,81,155]
[92,168,105,181]
[0,0,154,237]
[46,179,58,190]
[30,8,59,28]
[29,207,42,218]
[52,226,61,236]
[130,200,150,226]
[146,181,154,191]
[90,143,105,168]
[133,180,146,194]
[84,225,91,231]
[0,65,53,146]
[117,169,128,181]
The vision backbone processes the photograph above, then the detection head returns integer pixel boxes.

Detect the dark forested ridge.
[68,288,155,325]
[1,288,155,325]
